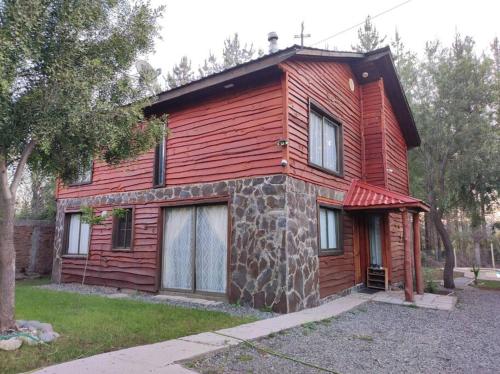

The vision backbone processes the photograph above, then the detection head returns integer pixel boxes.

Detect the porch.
[344,179,430,302]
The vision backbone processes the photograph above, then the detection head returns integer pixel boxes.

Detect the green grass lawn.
[472,279,500,290]
[0,279,254,374]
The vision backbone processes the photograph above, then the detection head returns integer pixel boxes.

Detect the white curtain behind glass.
[369,215,383,267]
[195,205,228,293]
[323,119,338,171]
[309,112,322,165]
[67,214,81,254]
[79,221,90,255]
[163,207,194,290]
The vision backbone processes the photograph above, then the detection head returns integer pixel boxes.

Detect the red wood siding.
[384,91,409,194]
[319,214,355,297]
[281,60,363,192]
[62,206,159,291]
[57,78,285,199]
[388,212,405,284]
[361,79,386,187]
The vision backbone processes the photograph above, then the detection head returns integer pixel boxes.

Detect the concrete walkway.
[355,289,457,311]
[34,294,367,374]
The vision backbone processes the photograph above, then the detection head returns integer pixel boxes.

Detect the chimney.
[268,32,279,53]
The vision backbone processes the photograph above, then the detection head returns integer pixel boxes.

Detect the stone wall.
[285,178,345,311]
[15,220,54,275]
[53,174,347,313]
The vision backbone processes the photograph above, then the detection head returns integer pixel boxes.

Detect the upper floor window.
[112,208,133,250]
[309,106,342,175]
[153,125,166,187]
[64,212,90,256]
[70,160,92,185]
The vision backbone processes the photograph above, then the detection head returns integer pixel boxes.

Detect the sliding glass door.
[162,204,228,294]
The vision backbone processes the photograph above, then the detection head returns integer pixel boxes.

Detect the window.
[153,137,166,186]
[112,208,133,250]
[64,213,90,255]
[71,160,92,185]
[319,207,342,254]
[309,108,342,174]
[162,204,228,294]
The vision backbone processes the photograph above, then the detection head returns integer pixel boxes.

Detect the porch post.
[413,212,424,295]
[402,209,414,302]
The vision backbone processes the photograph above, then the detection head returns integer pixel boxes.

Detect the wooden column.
[402,209,414,302]
[413,212,424,295]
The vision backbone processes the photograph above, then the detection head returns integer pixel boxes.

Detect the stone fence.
[15,220,55,275]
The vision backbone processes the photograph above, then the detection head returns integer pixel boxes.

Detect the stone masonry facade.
[54,174,345,313]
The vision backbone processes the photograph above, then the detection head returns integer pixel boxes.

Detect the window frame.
[68,160,94,187]
[111,207,135,251]
[316,203,344,256]
[153,125,167,188]
[308,99,344,177]
[63,211,91,257]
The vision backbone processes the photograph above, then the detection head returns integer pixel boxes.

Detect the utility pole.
[294,21,311,47]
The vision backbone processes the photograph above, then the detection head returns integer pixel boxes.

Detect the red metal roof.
[343,179,429,212]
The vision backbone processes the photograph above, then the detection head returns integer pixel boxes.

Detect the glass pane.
[319,208,328,250]
[327,210,338,249]
[195,205,228,293]
[309,112,323,165]
[79,221,90,255]
[323,119,338,171]
[162,207,194,290]
[369,215,383,267]
[67,214,81,254]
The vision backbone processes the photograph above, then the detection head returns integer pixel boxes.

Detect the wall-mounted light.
[276,139,289,147]
[362,72,369,78]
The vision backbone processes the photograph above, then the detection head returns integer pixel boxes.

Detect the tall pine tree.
[352,16,387,52]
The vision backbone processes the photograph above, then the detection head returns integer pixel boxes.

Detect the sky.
[147,0,499,75]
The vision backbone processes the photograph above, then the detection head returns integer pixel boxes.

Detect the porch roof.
[343,179,430,212]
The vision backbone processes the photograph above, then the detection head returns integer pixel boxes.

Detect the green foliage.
[80,206,127,225]
[0,0,166,186]
[1,280,253,374]
[425,279,438,294]
[165,56,195,89]
[352,16,387,52]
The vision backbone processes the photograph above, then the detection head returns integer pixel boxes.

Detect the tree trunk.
[430,207,455,289]
[0,195,16,331]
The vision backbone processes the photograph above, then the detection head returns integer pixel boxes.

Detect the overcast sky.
[148,0,499,75]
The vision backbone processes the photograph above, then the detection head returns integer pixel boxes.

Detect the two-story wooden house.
[52,45,429,313]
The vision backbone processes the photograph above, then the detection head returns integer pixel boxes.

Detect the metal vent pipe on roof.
[268,32,279,53]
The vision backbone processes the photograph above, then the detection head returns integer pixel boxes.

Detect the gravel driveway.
[187,287,500,373]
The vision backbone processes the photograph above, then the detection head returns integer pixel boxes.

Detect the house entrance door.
[162,204,228,294]
[368,215,383,268]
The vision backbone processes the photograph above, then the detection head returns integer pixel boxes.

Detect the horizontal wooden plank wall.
[61,206,159,291]
[57,78,285,199]
[280,59,362,298]
[388,212,405,284]
[383,91,409,195]
[318,214,355,297]
[281,59,363,191]
[361,79,386,187]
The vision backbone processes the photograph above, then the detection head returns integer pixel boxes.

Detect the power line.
[310,0,412,47]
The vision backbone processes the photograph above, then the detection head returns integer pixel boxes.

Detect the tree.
[165,56,195,89]
[352,16,387,52]
[410,35,494,288]
[0,0,164,331]
[198,33,263,78]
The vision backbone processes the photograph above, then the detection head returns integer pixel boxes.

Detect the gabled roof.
[343,179,429,212]
[147,45,420,148]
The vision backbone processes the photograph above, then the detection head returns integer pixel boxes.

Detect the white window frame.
[64,212,90,256]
